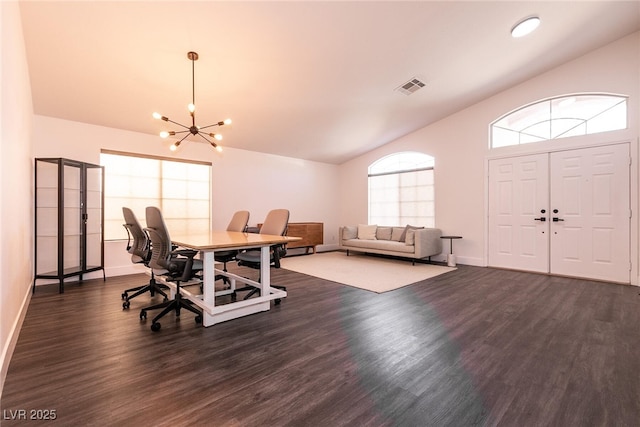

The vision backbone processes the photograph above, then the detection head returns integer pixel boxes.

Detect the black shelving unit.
[34,158,105,293]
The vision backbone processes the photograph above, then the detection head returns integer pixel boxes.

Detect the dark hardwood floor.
[2,263,640,426]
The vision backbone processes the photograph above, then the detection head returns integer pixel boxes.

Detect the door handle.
[552,217,564,222]
[534,217,546,222]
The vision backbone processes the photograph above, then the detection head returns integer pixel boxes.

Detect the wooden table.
[166,231,300,327]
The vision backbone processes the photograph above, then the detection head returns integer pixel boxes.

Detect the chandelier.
[153,51,231,152]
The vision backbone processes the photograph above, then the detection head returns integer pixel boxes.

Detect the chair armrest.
[171,249,199,282]
[173,249,198,258]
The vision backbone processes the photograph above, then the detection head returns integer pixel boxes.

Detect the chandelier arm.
[198,123,221,131]
[196,132,215,145]
[165,118,190,129]
[176,133,191,144]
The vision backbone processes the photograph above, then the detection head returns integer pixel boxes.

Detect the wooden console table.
[287,222,323,254]
[258,222,323,254]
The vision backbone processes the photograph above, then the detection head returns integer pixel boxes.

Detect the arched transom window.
[491,93,627,148]
[368,152,435,227]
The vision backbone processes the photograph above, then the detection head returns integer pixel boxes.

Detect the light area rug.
[280,251,456,293]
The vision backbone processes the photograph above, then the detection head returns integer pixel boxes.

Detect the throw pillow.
[399,224,423,242]
[342,226,357,240]
[376,226,392,240]
[405,229,416,245]
[391,227,405,241]
[357,224,377,240]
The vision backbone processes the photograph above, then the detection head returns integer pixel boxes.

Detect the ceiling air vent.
[396,77,426,95]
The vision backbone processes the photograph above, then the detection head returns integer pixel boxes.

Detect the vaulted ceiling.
[20,1,640,164]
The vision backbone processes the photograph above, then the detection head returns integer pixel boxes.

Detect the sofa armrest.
[414,228,443,258]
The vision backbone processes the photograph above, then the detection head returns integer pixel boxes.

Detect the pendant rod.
[191,53,195,108]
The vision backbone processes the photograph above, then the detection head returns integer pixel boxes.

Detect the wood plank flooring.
[2,263,640,426]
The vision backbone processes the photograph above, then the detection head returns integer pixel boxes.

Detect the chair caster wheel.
[121,292,127,300]
[275,298,281,305]
[195,315,202,324]
[123,300,130,310]
[140,310,147,320]
[151,322,161,332]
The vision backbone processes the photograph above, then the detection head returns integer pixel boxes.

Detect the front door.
[488,153,549,273]
[549,144,630,282]
[488,143,630,283]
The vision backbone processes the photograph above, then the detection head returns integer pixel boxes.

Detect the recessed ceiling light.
[511,16,540,38]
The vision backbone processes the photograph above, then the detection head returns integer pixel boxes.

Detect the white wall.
[31,115,341,278]
[1,1,34,396]
[338,32,640,271]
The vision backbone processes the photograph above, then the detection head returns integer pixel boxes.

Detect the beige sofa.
[339,224,443,264]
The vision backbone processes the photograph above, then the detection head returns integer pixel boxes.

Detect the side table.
[440,235,462,267]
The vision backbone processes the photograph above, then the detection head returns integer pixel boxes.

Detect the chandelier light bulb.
[188,103,195,113]
[152,112,162,120]
[216,145,223,153]
[224,119,232,125]
[160,131,169,138]
[169,144,177,151]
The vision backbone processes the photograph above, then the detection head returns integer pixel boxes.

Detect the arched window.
[368,152,435,227]
[491,93,628,148]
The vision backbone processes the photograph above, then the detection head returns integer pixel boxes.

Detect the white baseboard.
[0,281,32,399]
[32,265,146,288]
[105,265,146,277]
[454,256,485,267]
[317,243,339,252]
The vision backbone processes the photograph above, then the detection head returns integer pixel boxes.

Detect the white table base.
[153,245,287,327]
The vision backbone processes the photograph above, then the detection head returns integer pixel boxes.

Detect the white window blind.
[100,150,211,240]
[368,152,435,227]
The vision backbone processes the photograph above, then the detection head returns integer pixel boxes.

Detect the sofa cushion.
[342,225,357,240]
[357,224,377,240]
[345,238,415,254]
[400,224,424,242]
[391,227,405,241]
[376,226,392,240]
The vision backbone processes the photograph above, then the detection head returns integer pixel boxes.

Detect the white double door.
[488,143,630,283]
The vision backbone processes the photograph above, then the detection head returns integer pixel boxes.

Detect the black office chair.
[235,209,289,302]
[215,210,250,285]
[121,207,168,309]
[139,206,203,332]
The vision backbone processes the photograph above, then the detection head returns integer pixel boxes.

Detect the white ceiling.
[20,1,640,164]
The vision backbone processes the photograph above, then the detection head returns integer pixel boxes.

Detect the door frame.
[484,137,637,285]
